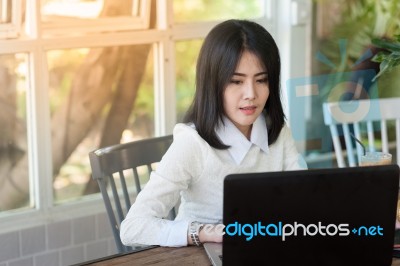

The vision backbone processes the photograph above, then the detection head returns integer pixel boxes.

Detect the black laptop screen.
[223,165,399,266]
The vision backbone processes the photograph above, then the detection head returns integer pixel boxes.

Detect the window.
[0,0,275,225]
[302,0,400,167]
[41,0,152,35]
[0,53,29,210]
[47,46,155,202]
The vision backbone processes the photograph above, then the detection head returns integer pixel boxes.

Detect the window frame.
[0,0,22,39]
[0,0,280,234]
[40,0,152,36]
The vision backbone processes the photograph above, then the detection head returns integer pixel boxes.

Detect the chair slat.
[133,168,141,194]
[97,177,125,252]
[147,164,152,177]
[353,123,362,165]
[109,175,124,224]
[343,123,356,167]
[367,121,375,152]
[119,171,131,212]
[381,120,389,153]
[329,125,345,167]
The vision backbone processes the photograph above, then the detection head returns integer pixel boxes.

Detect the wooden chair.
[89,135,173,253]
[322,98,400,167]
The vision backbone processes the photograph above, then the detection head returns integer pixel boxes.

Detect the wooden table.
[78,246,210,266]
[77,245,400,266]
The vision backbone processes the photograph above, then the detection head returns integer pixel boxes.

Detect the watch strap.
[190,222,203,246]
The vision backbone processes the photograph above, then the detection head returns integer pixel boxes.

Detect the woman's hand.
[200,223,224,243]
[188,223,224,245]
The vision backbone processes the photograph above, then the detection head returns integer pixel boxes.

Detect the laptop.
[204,165,399,266]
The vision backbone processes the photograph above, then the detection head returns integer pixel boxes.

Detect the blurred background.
[0,0,399,264]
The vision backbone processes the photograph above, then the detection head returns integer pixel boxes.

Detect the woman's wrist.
[188,221,203,246]
[188,222,224,245]
[199,224,224,243]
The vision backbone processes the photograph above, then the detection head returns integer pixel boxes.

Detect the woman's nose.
[243,82,256,100]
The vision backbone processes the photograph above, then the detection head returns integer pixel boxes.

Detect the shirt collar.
[215,115,269,164]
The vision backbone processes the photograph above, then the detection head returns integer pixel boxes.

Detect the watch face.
[191,222,201,231]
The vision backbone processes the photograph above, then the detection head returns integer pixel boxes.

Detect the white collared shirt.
[215,115,269,165]
[120,116,307,248]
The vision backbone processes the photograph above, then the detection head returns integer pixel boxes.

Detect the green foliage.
[371,34,400,80]
[316,0,400,72]
[314,0,400,100]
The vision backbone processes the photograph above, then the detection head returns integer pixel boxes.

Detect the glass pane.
[0,0,12,23]
[48,45,155,203]
[173,0,265,23]
[303,0,400,168]
[0,53,30,211]
[175,39,202,122]
[41,0,140,19]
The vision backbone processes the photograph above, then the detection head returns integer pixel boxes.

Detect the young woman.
[120,19,307,247]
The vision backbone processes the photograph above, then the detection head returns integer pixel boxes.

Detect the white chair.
[322,98,400,167]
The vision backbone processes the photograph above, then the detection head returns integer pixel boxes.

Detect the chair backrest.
[89,135,173,253]
[322,98,400,167]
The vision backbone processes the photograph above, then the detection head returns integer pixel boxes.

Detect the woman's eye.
[257,78,268,83]
[230,80,242,85]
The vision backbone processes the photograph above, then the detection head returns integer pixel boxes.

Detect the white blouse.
[120,115,307,247]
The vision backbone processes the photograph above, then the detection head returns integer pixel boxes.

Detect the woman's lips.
[239,106,256,115]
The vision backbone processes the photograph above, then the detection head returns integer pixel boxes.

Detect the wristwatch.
[189,221,204,246]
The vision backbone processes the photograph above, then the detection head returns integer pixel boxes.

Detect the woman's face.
[223,50,269,138]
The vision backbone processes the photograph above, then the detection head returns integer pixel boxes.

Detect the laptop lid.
[223,165,399,266]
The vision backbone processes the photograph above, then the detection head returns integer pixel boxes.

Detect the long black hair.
[184,19,285,149]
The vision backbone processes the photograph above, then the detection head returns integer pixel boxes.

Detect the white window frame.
[0,0,299,234]
[0,0,22,39]
[275,0,312,155]
[41,0,152,36]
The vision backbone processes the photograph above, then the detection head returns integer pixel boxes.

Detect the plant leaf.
[371,51,389,62]
[372,60,390,81]
[372,37,400,52]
